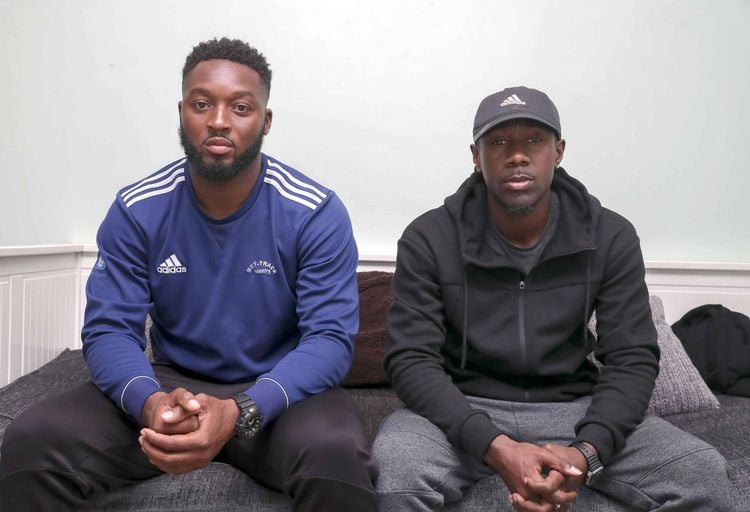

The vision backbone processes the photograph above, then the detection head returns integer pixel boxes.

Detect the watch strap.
[570,441,604,485]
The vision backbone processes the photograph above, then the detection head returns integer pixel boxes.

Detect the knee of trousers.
[0,410,75,474]
[373,427,456,494]
[285,428,377,487]
[641,445,732,509]
[676,447,731,497]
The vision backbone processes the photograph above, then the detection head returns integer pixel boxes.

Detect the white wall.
[1,0,749,262]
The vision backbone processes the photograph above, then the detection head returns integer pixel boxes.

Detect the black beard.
[506,204,535,215]
[179,125,265,182]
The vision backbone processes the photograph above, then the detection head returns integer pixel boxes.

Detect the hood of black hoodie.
[444,167,602,269]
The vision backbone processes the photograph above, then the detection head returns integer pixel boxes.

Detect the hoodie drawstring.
[583,255,592,349]
[461,267,469,369]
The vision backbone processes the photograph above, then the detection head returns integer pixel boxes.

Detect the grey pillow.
[589,296,719,416]
[646,295,720,415]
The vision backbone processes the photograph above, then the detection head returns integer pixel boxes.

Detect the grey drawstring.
[583,255,592,348]
[461,268,469,369]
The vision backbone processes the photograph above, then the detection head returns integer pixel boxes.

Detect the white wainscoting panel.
[0,278,9,387]
[11,272,79,383]
[0,247,83,386]
[645,262,750,324]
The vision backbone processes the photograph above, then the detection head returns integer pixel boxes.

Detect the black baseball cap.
[472,86,561,142]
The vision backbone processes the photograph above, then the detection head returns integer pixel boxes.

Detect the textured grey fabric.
[444,478,631,512]
[88,464,293,512]
[589,296,720,416]
[1,347,749,511]
[667,395,750,510]
[646,295,721,415]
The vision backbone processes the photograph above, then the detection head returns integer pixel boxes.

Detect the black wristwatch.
[570,441,604,485]
[232,393,263,439]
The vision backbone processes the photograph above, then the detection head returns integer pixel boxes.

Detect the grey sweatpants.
[374,395,731,511]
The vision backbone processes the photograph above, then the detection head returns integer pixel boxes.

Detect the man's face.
[471,120,565,215]
[179,59,272,182]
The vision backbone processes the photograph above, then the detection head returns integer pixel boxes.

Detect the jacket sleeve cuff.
[121,376,161,424]
[457,410,502,462]
[575,423,615,465]
[246,377,290,426]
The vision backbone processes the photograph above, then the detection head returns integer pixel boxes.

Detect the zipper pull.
[519,280,525,290]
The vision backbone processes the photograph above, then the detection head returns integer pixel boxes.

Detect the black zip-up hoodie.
[385,167,659,465]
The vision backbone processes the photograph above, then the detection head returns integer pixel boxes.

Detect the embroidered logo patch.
[95,255,107,271]
[246,260,277,276]
[92,255,108,277]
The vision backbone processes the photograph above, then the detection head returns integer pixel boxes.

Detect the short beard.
[179,125,265,182]
[506,204,535,215]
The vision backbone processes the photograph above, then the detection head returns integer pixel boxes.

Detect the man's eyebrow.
[185,87,258,99]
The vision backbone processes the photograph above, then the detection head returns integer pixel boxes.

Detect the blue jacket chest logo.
[157,253,187,274]
[246,260,277,276]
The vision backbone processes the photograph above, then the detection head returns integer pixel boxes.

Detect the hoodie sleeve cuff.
[575,423,615,465]
[246,377,290,426]
[121,375,161,424]
[456,410,502,462]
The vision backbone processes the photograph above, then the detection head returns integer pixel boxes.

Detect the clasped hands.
[138,388,240,475]
[484,434,588,512]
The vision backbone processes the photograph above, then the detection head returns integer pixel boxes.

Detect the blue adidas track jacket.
[82,153,359,425]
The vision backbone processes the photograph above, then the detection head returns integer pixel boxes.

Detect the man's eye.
[194,100,209,110]
[529,137,542,143]
[491,139,507,146]
[234,104,250,113]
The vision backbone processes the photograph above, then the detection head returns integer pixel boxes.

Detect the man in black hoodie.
[374,87,730,511]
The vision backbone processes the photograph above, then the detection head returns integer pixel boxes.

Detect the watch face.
[242,409,262,433]
[234,395,263,439]
[586,465,604,485]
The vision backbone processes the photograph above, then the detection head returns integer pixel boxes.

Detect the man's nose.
[208,105,230,132]
[505,142,530,166]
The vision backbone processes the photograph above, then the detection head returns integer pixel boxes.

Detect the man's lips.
[203,137,234,156]
[504,173,534,191]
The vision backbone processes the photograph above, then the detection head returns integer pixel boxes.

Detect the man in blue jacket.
[374,86,730,511]
[0,38,377,511]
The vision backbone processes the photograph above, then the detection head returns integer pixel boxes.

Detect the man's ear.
[178,101,183,116]
[470,143,481,171]
[555,138,566,166]
[263,108,273,135]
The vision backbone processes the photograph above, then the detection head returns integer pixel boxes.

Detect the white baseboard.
[2,246,749,386]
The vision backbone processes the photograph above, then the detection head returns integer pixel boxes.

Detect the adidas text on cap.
[472,86,561,142]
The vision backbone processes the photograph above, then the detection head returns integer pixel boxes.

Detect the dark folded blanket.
[342,271,392,387]
[673,304,750,397]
